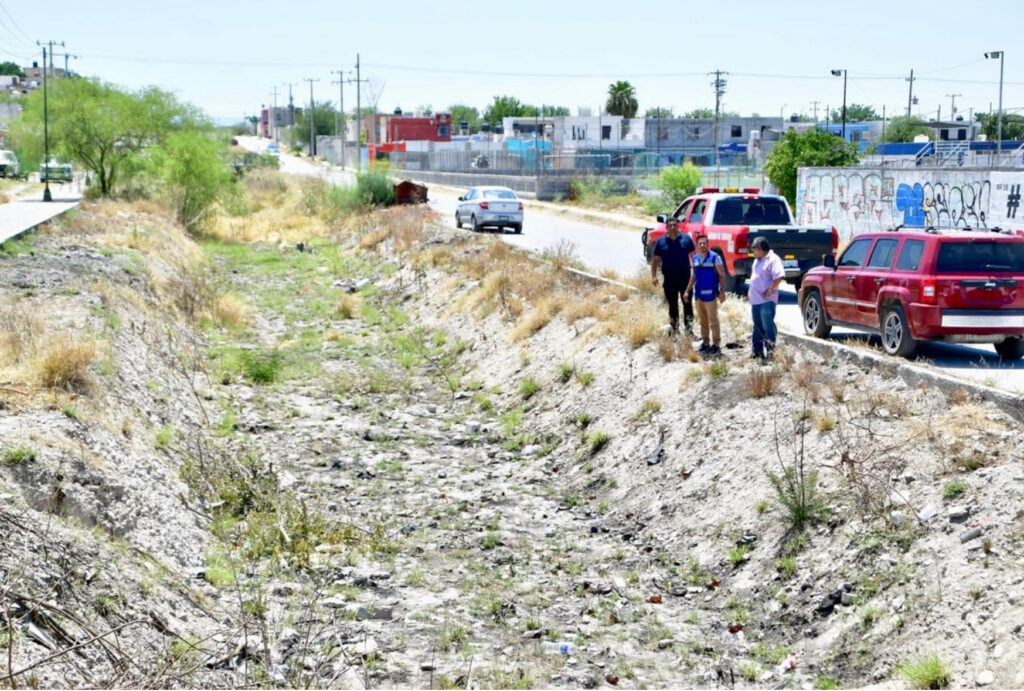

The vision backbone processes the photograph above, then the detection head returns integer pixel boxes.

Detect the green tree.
[11,77,194,195]
[683,108,715,119]
[149,129,232,232]
[0,61,24,78]
[605,81,638,118]
[293,100,338,145]
[976,112,1024,141]
[645,106,675,118]
[879,116,933,143]
[418,104,433,116]
[447,104,481,133]
[543,105,571,116]
[829,103,878,122]
[482,95,537,127]
[764,128,859,207]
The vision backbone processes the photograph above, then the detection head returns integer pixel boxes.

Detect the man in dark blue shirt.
[650,217,695,335]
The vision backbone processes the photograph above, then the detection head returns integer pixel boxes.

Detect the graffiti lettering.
[896,183,925,226]
[1008,184,1021,219]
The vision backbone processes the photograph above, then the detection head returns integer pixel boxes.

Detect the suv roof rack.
[886,224,1019,236]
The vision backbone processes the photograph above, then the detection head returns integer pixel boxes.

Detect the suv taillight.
[479,201,489,209]
[518,202,523,210]
[920,279,937,305]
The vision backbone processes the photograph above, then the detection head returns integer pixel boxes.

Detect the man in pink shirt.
[748,237,785,360]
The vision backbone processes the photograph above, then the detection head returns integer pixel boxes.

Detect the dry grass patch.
[34,335,97,392]
[209,294,251,329]
[748,366,781,398]
[656,334,697,362]
[509,296,563,341]
[0,301,42,367]
[335,293,362,319]
[718,295,750,342]
[605,296,662,349]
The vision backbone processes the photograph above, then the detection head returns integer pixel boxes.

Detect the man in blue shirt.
[650,218,695,335]
[684,234,727,356]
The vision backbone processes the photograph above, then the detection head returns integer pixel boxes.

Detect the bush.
[240,349,284,384]
[2,447,36,465]
[898,654,951,689]
[152,129,232,233]
[655,163,701,203]
[355,171,395,207]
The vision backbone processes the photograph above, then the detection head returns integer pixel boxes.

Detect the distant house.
[380,110,452,143]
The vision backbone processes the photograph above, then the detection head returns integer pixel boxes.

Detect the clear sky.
[2,0,1022,125]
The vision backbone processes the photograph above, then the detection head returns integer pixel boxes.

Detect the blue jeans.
[751,301,777,357]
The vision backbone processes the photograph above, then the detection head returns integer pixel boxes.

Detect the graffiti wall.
[796,168,1024,242]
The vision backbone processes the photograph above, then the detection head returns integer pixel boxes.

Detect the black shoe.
[750,352,764,360]
[709,345,721,356]
[699,342,711,353]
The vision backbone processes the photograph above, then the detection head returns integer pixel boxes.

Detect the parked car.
[799,227,1024,359]
[40,158,73,183]
[641,187,838,293]
[266,142,280,157]
[0,150,19,178]
[455,186,524,233]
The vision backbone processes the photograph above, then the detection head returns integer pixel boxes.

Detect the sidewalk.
[0,188,81,245]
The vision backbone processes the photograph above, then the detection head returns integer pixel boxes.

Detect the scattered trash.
[728,622,744,634]
[773,653,799,676]
[540,641,578,655]
[605,673,619,685]
[648,594,663,604]
[648,428,665,465]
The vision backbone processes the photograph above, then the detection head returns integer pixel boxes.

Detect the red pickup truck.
[641,188,839,292]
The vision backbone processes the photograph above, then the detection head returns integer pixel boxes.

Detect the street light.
[985,51,1004,159]
[831,69,847,141]
[780,103,787,124]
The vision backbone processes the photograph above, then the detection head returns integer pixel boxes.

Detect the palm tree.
[605,81,638,118]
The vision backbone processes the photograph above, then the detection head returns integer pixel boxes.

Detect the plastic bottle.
[773,653,798,676]
[540,641,578,655]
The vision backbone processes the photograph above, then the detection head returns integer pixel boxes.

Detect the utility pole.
[709,70,728,178]
[303,77,319,157]
[270,86,280,142]
[332,70,349,168]
[285,82,297,135]
[350,54,369,171]
[810,100,821,123]
[946,93,961,119]
[37,40,63,202]
[881,104,887,166]
[906,69,915,118]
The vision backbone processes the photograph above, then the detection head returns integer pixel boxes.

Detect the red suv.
[799,227,1024,359]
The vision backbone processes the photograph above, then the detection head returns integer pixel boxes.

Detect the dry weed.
[606,297,661,349]
[718,296,749,343]
[625,267,660,297]
[335,293,362,319]
[34,335,97,392]
[0,301,41,366]
[209,294,251,329]
[748,366,781,398]
[509,296,563,341]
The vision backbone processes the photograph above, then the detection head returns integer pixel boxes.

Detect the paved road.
[235,137,1024,395]
[0,183,82,244]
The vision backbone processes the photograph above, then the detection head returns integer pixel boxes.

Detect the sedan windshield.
[483,189,518,200]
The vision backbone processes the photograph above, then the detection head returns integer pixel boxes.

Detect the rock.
[840,591,854,606]
[465,420,481,434]
[346,638,379,658]
[657,639,674,650]
[977,670,994,686]
[320,596,348,608]
[948,505,971,521]
[917,504,938,522]
[961,527,983,543]
[890,510,906,527]
[816,598,835,616]
[522,444,543,456]
[272,582,302,596]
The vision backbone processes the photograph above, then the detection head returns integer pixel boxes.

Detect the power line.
[0,1,32,44]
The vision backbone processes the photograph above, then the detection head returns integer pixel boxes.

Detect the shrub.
[898,654,951,689]
[587,430,610,455]
[2,447,36,465]
[655,163,701,203]
[942,480,967,500]
[154,129,233,233]
[557,363,575,383]
[519,377,540,400]
[748,366,780,397]
[241,349,284,384]
[355,170,395,207]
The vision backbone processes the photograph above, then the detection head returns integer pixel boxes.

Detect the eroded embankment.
[2,184,1023,689]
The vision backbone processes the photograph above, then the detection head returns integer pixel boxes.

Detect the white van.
[0,150,18,178]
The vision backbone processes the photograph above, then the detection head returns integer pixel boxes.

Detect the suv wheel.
[801,290,832,338]
[880,305,917,358]
[455,211,462,229]
[471,215,480,232]
[994,337,1024,361]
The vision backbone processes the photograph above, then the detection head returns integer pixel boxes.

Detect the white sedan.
[455,186,524,234]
